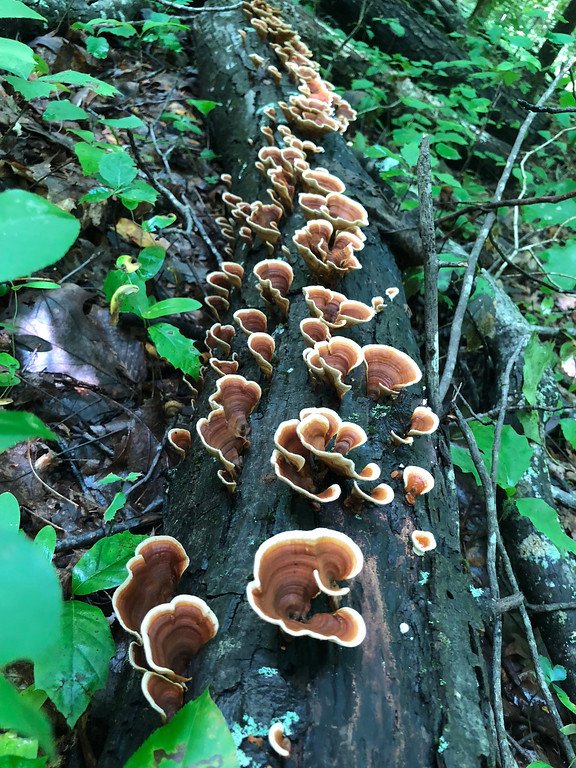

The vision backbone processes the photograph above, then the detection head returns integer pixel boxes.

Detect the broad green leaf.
[522,335,555,406]
[103,490,126,523]
[34,601,114,728]
[86,35,109,59]
[13,280,59,290]
[148,322,202,378]
[435,142,461,160]
[0,530,62,666]
[0,732,38,758]
[74,142,108,175]
[560,723,576,735]
[142,214,176,232]
[79,186,114,204]
[553,684,576,715]
[136,245,166,280]
[141,298,202,319]
[3,76,55,100]
[102,270,150,316]
[125,472,142,482]
[97,472,123,485]
[539,655,566,683]
[98,152,137,189]
[0,678,53,760]
[0,38,37,78]
[42,100,89,122]
[33,526,56,562]
[0,352,20,386]
[547,32,574,44]
[118,180,158,208]
[0,190,79,281]
[39,70,118,96]
[0,492,20,531]
[186,98,221,116]
[0,757,46,766]
[71,531,146,595]
[526,763,554,768]
[560,418,576,449]
[515,498,576,554]
[450,443,480,483]
[0,412,57,454]
[539,243,576,290]
[124,690,238,768]
[0,0,45,19]
[100,115,144,130]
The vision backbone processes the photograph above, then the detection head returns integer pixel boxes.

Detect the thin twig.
[437,59,574,404]
[155,0,242,12]
[54,505,163,554]
[417,135,439,412]
[518,97,576,114]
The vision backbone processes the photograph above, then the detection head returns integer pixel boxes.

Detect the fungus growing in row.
[167,428,192,458]
[300,317,331,347]
[301,168,345,195]
[112,536,190,640]
[246,202,283,252]
[371,296,385,313]
[141,671,184,722]
[206,270,232,298]
[221,261,244,289]
[350,481,394,506]
[141,595,219,682]
[205,323,236,358]
[385,286,399,301]
[303,286,374,329]
[220,173,232,187]
[293,221,363,284]
[363,344,422,399]
[208,374,262,436]
[243,333,273,378]
[253,259,293,316]
[209,357,240,377]
[303,337,363,397]
[196,407,248,476]
[269,723,291,758]
[205,294,230,321]
[298,192,368,230]
[408,406,440,437]
[217,468,237,494]
[246,528,366,646]
[233,308,268,335]
[411,530,437,556]
[390,431,414,447]
[403,465,435,505]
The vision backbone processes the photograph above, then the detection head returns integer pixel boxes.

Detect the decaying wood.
[98,4,495,767]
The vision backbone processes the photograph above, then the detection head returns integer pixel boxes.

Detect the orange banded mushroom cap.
[269,722,292,758]
[271,448,341,504]
[408,406,440,436]
[403,465,435,505]
[233,308,268,335]
[112,536,190,639]
[167,428,192,458]
[411,530,437,555]
[141,595,219,682]
[253,260,293,316]
[208,374,262,436]
[141,671,184,721]
[300,317,331,346]
[363,344,422,399]
[305,337,363,397]
[246,528,366,646]
[351,481,394,506]
[247,332,275,377]
[196,407,248,475]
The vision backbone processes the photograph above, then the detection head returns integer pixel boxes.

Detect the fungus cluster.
[112,536,218,720]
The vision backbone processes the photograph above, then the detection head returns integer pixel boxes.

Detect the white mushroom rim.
[269,722,291,757]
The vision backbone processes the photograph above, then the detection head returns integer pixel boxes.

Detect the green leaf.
[522,335,555,406]
[148,323,202,378]
[124,471,142,482]
[0,0,46,19]
[0,492,20,532]
[33,525,56,562]
[186,98,221,116]
[86,35,109,59]
[97,152,137,189]
[0,757,47,767]
[515,498,576,554]
[539,243,576,290]
[102,270,150,316]
[560,723,576,736]
[0,678,54,760]
[79,186,114,204]
[0,412,57,454]
[0,352,20,386]
[526,763,554,768]
[74,143,108,176]
[142,214,176,233]
[124,690,239,768]
[39,70,118,96]
[560,418,576,449]
[136,246,166,280]
[13,280,59,291]
[547,32,574,44]
[553,684,576,715]
[0,530,62,666]
[118,180,158,209]
[399,141,420,166]
[42,100,90,122]
[0,190,79,281]
[71,531,147,595]
[100,115,144,130]
[97,472,123,485]
[0,732,38,758]
[0,38,37,78]
[450,443,480,483]
[34,601,114,728]
[141,298,202,319]
[435,142,461,160]
[3,76,55,100]
[103,491,126,523]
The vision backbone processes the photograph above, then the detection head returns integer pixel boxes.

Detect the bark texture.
[99,4,494,766]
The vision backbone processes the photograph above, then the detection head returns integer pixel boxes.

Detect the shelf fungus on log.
[303,286,375,329]
[296,407,380,480]
[350,481,395,506]
[269,722,292,758]
[205,294,230,321]
[300,317,331,347]
[196,407,249,476]
[253,259,294,316]
[167,428,192,458]
[411,530,437,556]
[293,220,363,284]
[271,418,341,503]
[140,595,219,683]
[303,337,363,397]
[112,536,190,640]
[298,192,368,230]
[209,356,239,377]
[141,671,184,722]
[403,466,435,505]
[246,201,283,253]
[363,344,422,400]
[233,308,268,335]
[301,167,346,195]
[407,405,440,437]
[247,332,276,377]
[205,323,236,359]
[208,374,262,436]
[246,528,366,646]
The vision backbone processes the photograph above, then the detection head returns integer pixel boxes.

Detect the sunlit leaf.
[148,322,202,378]
[0,0,45,19]
[186,98,221,116]
[0,492,20,531]
[141,298,202,319]
[103,491,126,523]
[39,70,118,96]
[515,498,576,554]
[100,115,144,129]
[0,412,57,454]
[33,526,56,562]
[0,38,37,78]
[0,678,54,760]
[42,100,90,122]
[71,531,147,595]
[3,76,55,100]
[98,152,137,189]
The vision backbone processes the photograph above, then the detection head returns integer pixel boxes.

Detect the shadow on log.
[97,3,494,766]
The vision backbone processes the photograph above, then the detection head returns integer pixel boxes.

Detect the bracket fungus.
[247,202,283,252]
[112,536,190,640]
[403,465,435,505]
[141,671,184,722]
[167,428,192,458]
[303,286,374,329]
[363,344,423,399]
[247,332,275,377]
[208,374,262,436]
[209,356,240,377]
[196,407,249,476]
[407,405,440,437]
[303,337,363,397]
[205,323,236,359]
[350,481,394,506]
[411,530,437,556]
[269,723,292,758]
[246,528,366,646]
[141,595,219,682]
[233,308,268,335]
[253,259,294,315]
[293,221,363,284]
[298,192,368,230]
[300,317,331,347]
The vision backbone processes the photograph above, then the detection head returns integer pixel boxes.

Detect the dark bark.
[537,0,576,70]
[97,4,495,767]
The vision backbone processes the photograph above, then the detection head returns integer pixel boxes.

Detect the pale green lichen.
[418,571,430,586]
[438,735,450,753]
[231,710,300,767]
[257,667,278,678]
[469,585,484,599]
[517,532,561,566]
